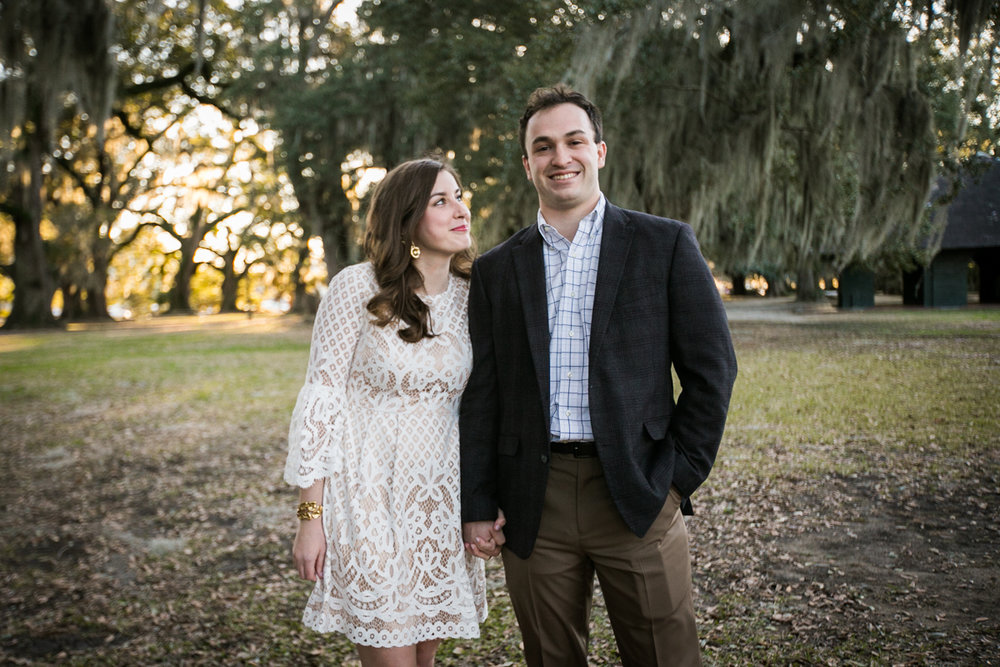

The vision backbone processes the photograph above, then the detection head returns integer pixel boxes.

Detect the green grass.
[1,306,998,665]
[724,317,999,480]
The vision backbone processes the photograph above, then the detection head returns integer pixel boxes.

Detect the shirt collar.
[536,193,606,247]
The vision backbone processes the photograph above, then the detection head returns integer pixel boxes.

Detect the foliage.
[1,0,307,323]
[228,0,361,278]
[1,1,998,323]
[0,0,116,327]
[562,0,999,299]
[350,0,582,248]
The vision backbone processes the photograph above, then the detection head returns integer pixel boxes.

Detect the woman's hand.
[463,508,507,560]
[292,519,326,581]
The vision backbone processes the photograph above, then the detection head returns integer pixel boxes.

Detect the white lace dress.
[284,262,486,647]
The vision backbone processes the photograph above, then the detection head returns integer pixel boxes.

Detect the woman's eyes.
[433,192,463,205]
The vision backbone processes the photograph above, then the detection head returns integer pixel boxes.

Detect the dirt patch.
[2,311,997,665]
[689,465,1000,664]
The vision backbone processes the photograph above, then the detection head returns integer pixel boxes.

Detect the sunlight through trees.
[1,0,997,325]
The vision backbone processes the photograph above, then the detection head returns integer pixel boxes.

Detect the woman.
[284,158,500,666]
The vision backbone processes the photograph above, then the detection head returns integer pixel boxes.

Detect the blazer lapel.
[512,228,551,413]
[590,205,634,360]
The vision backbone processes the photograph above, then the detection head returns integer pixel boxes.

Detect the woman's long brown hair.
[363,158,474,343]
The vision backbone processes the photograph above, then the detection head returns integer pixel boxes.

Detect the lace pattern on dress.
[285,262,487,646]
[284,264,368,488]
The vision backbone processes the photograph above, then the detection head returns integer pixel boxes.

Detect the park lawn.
[1,305,998,665]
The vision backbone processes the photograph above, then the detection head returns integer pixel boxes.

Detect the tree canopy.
[1,0,997,325]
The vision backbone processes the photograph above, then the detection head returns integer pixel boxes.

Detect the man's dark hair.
[518,83,603,157]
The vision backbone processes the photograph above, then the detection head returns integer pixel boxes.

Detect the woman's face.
[412,170,471,259]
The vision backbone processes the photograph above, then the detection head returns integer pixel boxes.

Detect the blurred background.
[1,0,998,327]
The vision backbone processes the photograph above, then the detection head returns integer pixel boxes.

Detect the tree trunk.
[1,122,59,330]
[288,243,310,315]
[168,236,198,314]
[58,281,83,321]
[219,254,240,313]
[84,233,112,320]
[730,272,748,296]
[762,271,787,297]
[5,223,59,328]
[795,265,824,302]
[321,221,343,284]
[168,264,194,313]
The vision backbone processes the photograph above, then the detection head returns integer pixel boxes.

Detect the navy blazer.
[459,203,738,559]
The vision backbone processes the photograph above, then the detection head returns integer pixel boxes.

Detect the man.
[460,84,737,666]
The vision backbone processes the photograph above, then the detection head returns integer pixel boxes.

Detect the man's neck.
[539,196,600,243]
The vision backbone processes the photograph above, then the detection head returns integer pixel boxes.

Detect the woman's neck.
[413,255,451,296]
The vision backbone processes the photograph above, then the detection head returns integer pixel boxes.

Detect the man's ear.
[522,155,533,181]
[597,141,607,168]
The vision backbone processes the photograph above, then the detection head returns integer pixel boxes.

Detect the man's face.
[522,103,607,216]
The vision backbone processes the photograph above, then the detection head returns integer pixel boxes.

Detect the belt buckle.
[572,442,588,458]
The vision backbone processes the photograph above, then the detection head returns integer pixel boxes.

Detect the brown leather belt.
[550,441,598,458]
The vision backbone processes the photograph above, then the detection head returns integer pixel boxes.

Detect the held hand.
[491,508,507,546]
[463,510,506,560]
[292,519,326,582]
[463,520,497,560]
[493,507,507,534]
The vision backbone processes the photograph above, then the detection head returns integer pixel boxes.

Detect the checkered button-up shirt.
[537,195,606,441]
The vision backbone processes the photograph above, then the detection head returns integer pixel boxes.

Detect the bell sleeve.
[284,264,370,488]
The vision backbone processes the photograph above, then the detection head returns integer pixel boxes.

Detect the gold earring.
[409,243,421,259]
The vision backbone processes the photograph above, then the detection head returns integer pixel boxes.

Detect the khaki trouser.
[502,452,701,667]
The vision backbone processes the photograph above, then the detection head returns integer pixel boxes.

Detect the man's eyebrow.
[531,129,588,146]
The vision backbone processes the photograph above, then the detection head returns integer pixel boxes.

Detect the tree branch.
[108,221,159,260]
[209,206,250,227]
[122,62,198,96]
[115,118,181,204]
[112,109,147,140]
[52,156,99,207]
[180,80,243,122]
[0,200,31,225]
[139,211,184,243]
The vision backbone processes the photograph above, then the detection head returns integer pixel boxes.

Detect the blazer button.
[540,454,549,463]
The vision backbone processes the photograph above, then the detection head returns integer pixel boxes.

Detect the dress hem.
[301,619,484,647]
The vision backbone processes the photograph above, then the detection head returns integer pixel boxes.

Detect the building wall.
[903,251,971,307]
[974,249,1000,303]
[837,265,875,309]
